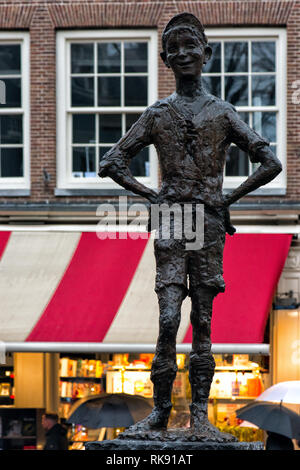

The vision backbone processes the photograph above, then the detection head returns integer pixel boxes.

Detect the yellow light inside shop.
[176,354,185,369]
[273,308,300,382]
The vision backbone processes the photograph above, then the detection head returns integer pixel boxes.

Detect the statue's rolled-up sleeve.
[227,107,270,164]
[98,107,154,178]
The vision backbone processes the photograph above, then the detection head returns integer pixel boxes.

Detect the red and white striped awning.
[0,229,292,346]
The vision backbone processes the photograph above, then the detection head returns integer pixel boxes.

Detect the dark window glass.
[124,77,147,106]
[124,42,147,73]
[252,42,275,72]
[225,76,248,106]
[0,115,22,144]
[72,146,96,176]
[0,45,21,75]
[225,42,248,73]
[129,147,149,177]
[0,78,21,108]
[71,77,94,107]
[252,76,275,106]
[253,112,276,142]
[98,43,121,73]
[72,114,95,143]
[225,146,249,177]
[99,114,122,143]
[203,42,221,73]
[98,77,121,106]
[1,147,23,177]
[71,44,94,74]
[202,76,221,98]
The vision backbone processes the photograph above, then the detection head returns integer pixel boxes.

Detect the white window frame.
[205,27,287,194]
[0,31,30,190]
[56,29,158,191]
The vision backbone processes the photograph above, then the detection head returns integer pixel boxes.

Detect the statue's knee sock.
[189,347,215,423]
[150,356,177,417]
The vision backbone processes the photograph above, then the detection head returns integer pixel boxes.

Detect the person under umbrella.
[67,393,153,429]
[236,401,300,450]
[265,431,294,450]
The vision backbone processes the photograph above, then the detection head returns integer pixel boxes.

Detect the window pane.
[125,77,147,106]
[0,45,21,75]
[0,115,22,144]
[225,76,248,106]
[98,43,121,73]
[203,42,221,73]
[1,147,23,177]
[71,44,94,73]
[72,114,95,143]
[71,77,94,107]
[129,147,149,177]
[225,42,248,73]
[202,76,221,98]
[72,146,96,177]
[0,78,21,107]
[124,42,147,73]
[98,77,121,106]
[225,146,249,177]
[252,42,275,72]
[252,75,275,106]
[126,113,141,131]
[253,112,276,142]
[99,114,122,143]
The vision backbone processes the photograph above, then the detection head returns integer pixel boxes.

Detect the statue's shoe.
[117,408,170,439]
[189,418,237,443]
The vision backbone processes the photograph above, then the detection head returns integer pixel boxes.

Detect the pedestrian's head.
[160,13,212,76]
[42,412,59,430]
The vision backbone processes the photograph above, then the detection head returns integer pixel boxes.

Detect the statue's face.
[165,28,209,79]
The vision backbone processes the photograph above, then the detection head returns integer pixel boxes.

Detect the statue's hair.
[162,13,208,52]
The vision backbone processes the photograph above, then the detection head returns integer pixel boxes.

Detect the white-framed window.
[0,32,30,190]
[204,28,286,194]
[56,30,158,191]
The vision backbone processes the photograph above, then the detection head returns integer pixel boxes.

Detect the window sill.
[55,188,145,197]
[223,188,286,196]
[0,189,30,197]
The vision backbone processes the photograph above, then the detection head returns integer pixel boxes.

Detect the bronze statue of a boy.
[99,13,281,440]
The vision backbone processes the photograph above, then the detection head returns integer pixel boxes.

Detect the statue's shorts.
[154,206,226,298]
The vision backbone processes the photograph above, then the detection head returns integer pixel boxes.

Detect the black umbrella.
[67,393,153,429]
[236,401,300,439]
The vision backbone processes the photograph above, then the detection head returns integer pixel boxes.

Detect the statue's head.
[160,13,212,78]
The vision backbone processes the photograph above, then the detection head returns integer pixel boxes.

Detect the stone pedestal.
[85,429,264,452]
[85,439,264,451]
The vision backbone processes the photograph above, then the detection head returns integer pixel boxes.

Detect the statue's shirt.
[99,93,269,208]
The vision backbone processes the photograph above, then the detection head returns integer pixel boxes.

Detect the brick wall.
[0,0,299,207]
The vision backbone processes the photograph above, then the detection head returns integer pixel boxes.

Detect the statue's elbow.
[273,158,283,176]
[266,158,282,179]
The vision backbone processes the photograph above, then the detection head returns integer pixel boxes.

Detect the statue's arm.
[98,108,158,203]
[223,110,282,207]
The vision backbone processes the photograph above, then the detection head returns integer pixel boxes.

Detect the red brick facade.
[0,0,299,210]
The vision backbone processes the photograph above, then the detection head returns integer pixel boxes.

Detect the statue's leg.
[188,286,236,441]
[189,286,215,426]
[150,284,186,428]
[119,284,185,435]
